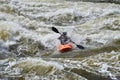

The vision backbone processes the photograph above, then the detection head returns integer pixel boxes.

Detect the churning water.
[0,0,120,80]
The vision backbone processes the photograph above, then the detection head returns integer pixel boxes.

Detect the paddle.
[51,27,85,49]
[51,27,60,34]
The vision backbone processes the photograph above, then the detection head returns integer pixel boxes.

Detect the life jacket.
[58,35,69,45]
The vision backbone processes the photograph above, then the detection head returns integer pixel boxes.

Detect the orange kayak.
[58,43,72,53]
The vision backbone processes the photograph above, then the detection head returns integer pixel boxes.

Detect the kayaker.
[58,32,71,45]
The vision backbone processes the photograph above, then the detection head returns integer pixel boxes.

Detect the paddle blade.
[76,45,85,49]
[51,27,60,33]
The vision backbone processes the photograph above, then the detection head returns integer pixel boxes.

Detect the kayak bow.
[58,43,72,53]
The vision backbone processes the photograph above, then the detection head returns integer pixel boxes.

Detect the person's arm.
[63,36,71,44]
[58,35,62,40]
[66,36,71,42]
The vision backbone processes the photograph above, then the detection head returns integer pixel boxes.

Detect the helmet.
[63,32,67,35]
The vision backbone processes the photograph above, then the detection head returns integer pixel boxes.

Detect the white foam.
[99,63,109,73]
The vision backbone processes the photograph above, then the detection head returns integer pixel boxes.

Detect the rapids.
[0,0,120,80]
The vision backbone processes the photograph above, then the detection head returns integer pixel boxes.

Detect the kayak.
[58,43,72,53]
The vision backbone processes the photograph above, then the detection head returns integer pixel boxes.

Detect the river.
[0,0,120,80]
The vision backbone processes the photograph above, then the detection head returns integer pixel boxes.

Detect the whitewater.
[0,0,120,80]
